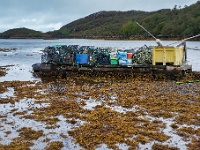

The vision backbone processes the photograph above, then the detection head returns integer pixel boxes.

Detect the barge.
[32,43,192,77]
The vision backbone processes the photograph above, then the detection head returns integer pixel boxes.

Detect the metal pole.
[167,34,200,46]
[135,22,163,46]
[135,22,157,40]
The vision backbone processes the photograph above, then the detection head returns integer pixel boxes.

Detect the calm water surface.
[0,39,199,81]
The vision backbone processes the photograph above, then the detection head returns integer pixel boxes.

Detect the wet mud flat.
[0,71,200,150]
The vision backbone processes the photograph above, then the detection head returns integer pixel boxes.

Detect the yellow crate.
[152,46,185,66]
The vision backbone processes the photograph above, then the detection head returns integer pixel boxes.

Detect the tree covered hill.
[0,1,199,40]
[0,28,47,39]
[55,1,199,39]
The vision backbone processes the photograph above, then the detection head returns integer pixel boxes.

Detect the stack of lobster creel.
[41,45,152,66]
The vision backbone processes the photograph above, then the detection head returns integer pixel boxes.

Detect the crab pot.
[152,46,185,66]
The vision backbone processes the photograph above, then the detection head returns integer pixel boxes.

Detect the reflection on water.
[0,39,199,81]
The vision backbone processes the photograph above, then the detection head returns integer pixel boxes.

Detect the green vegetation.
[58,1,199,39]
[121,21,139,38]
[58,10,147,38]
[0,27,47,39]
[0,1,199,40]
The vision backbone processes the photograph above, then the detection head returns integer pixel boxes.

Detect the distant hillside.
[54,10,147,38]
[49,1,199,40]
[0,28,46,39]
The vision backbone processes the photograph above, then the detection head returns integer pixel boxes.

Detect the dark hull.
[32,63,192,75]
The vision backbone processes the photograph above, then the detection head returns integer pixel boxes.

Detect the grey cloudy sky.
[0,0,198,33]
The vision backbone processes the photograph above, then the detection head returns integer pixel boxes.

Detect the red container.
[127,53,133,59]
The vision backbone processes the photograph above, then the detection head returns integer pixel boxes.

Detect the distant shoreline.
[0,36,199,41]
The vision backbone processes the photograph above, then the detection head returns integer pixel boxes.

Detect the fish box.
[76,54,89,64]
[127,59,133,65]
[152,46,185,66]
[118,59,128,65]
[110,58,118,65]
[127,53,133,59]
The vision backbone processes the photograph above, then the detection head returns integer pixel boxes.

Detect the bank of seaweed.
[0,72,200,149]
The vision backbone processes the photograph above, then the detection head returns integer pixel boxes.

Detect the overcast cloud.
[0,0,198,33]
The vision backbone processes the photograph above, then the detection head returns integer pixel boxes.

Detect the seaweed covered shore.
[0,71,200,150]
